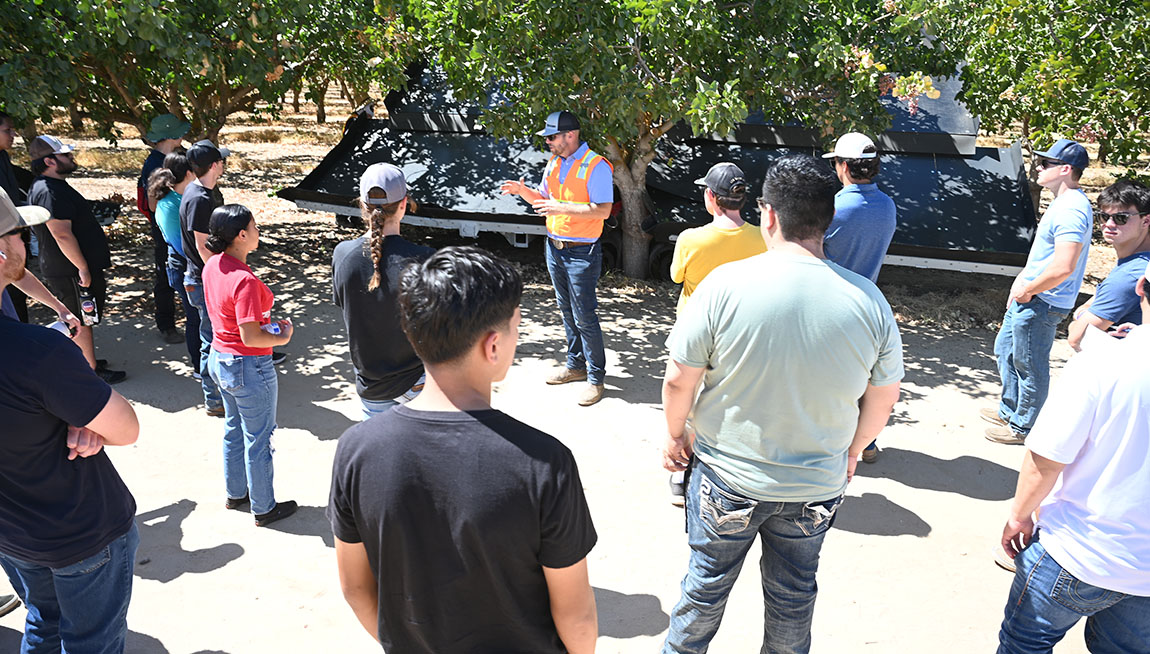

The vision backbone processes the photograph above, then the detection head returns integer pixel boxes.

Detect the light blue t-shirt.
[823,183,898,282]
[537,142,613,204]
[1089,251,1150,326]
[1022,189,1092,310]
[668,251,904,501]
[155,190,184,257]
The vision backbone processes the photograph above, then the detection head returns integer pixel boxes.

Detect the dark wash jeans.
[663,460,843,653]
[544,239,606,385]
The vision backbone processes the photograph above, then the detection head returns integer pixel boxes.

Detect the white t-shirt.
[1028,326,1150,596]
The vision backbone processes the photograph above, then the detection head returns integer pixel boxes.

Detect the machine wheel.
[648,243,675,281]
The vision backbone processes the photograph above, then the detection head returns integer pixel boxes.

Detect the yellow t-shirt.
[670,222,766,314]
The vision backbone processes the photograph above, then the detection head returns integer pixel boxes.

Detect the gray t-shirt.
[669,251,904,501]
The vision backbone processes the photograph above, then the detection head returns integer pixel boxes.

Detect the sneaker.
[0,593,20,618]
[669,471,686,508]
[192,371,202,382]
[271,351,287,365]
[980,408,1007,427]
[546,367,588,385]
[577,384,605,406]
[206,406,225,417]
[992,545,1017,574]
[161,328,185,344]
[96,358,109,370]
[861,445,879,464]
[97,368,127,384]
[225,494,250,511]
[985,426,1026,445]
[254,500,298,527]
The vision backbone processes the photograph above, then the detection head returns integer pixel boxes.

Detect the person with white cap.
[0,183,142,653]
[138,113,192,346]
[499,110,614,406]
[332,163,434,419]
[180,138,231,416]
[821,131,898,463]
[994,256,1150,653]
[984,138,1092,445]
[27,135,126,384]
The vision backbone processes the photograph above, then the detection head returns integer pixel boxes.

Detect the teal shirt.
[156,190,184,257]
[669,251,904,501]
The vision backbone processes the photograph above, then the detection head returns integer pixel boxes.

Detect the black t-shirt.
[138,149,165,221]
[327,406,597,653]
[28,176,112,278]
[0,316,136,567]
[0,151,24,204]
[331,236,434,400]
[179,180,220,282]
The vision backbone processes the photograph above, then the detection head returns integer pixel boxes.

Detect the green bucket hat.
[146,113,191,143]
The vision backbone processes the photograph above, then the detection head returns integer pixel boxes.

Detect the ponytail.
[206,204,254,254]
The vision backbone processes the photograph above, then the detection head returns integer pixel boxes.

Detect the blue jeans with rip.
[545,240,606,386]
[663,460,843,654]
[994,297,1067,435]
[208,350,278,515]
[998,536,1150,654]
[184,279,222,411]
[0,523,139,654]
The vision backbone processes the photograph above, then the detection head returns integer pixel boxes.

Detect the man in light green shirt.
[660,154,903,654]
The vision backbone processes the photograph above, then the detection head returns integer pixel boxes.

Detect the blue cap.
[536,111,581,137]
[1035,139,1089,170]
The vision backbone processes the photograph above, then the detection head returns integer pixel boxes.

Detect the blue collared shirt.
[538,142,613,204]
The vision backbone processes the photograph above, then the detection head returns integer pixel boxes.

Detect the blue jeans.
[663,461,842,654]
[998,537,1150,654]
[184,280,222,411]
[208,350,278,515]
[360,397,398,420]
[994,297,1067,435]
[0,523,139,654]
[545,240,606,385]
[165,257,201,367]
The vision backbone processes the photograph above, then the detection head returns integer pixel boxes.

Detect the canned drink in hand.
[77,285,99,326]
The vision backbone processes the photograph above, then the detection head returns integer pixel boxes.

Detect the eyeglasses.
[544,132,568,143]
[1036,159,1064,170]
[2,227,29,239]
[1096,211,1150,226]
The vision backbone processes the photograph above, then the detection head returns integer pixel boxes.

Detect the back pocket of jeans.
[54,545,111,576]
[793,494,844,537]
[213,353,245,392]
[699,476,757,535]
[1050,569,1125,613]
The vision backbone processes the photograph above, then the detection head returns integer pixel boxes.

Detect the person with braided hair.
[332,163,434,419]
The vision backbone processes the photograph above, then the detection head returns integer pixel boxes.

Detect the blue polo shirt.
[1089,251,1150,326]
[537,142,613,205]
[823,183,898,282]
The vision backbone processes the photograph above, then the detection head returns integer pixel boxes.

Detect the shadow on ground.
[135,500,245,583]
[594,587,669,639]
[856,448,1018,501]
[833,493,932,538]
[266,505,334,548]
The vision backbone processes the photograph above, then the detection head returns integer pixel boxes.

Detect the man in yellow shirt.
[670,162,766,314]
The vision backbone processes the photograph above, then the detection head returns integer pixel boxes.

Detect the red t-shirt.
[203,253,275,356]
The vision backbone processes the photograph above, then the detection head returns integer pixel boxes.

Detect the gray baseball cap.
[359,163,407,205]
[0,186,50,235]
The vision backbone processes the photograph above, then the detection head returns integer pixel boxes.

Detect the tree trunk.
[292,85,301,113]
[21,120,38,142]
[613,168,652,278]
[68,104,83,131]
[313,77,331,124]
[338,78,351,101]
[1020,115,1042,221]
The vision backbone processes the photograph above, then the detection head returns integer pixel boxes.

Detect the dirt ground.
[0,101,1116,652]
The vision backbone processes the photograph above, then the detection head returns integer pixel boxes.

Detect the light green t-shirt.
[669,251,904,501]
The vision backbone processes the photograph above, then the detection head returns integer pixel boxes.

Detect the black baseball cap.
[186,139,231,168]
[537,111,581,137]
[695,162,748,197]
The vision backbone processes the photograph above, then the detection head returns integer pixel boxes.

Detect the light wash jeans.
[998,536,1150,654]
[0,523,139,654]
[663,460,843,654]
[994,297,1067,435]
[545,240,606,386]
[184,279,222,411]
[358,374,424,421]
[208,350,278,515]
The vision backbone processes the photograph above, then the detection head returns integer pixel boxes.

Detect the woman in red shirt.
[202,204,296,527]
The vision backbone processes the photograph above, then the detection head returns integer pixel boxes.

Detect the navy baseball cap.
[536,111,581,137]
[1035,139,1089,170]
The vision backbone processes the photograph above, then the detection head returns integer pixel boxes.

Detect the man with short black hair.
[0,185,141,653]
[661,155,903,653]
[499,110,614,406]
[328,245,598,653]
[27,135,126,384]
[1067,180,1150,351]
[138,113,190,345]
[985,139,1092,444]
[995,258,1150,653]
[180,139,229,415]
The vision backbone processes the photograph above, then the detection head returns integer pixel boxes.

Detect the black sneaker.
[271,351,287,365]
[225,494,250,511]
[96,359,109,370]
[254,500,298,527]
[161,328,185,344]
[97,368,127,384]
[0,593,20,618]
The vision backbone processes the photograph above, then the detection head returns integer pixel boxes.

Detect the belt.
[549,237,592,250]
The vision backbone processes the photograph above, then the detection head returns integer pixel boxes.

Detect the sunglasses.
[1096,211,1150,226]
[2,226,29,239]
[1036,159,1064,170]
[544,132,569,143]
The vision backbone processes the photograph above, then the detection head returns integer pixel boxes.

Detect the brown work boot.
[980,408,1007,427]
[578,384,605,407]
[546,367,588,385]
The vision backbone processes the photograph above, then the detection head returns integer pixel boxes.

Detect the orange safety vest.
[544,148,613,242]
